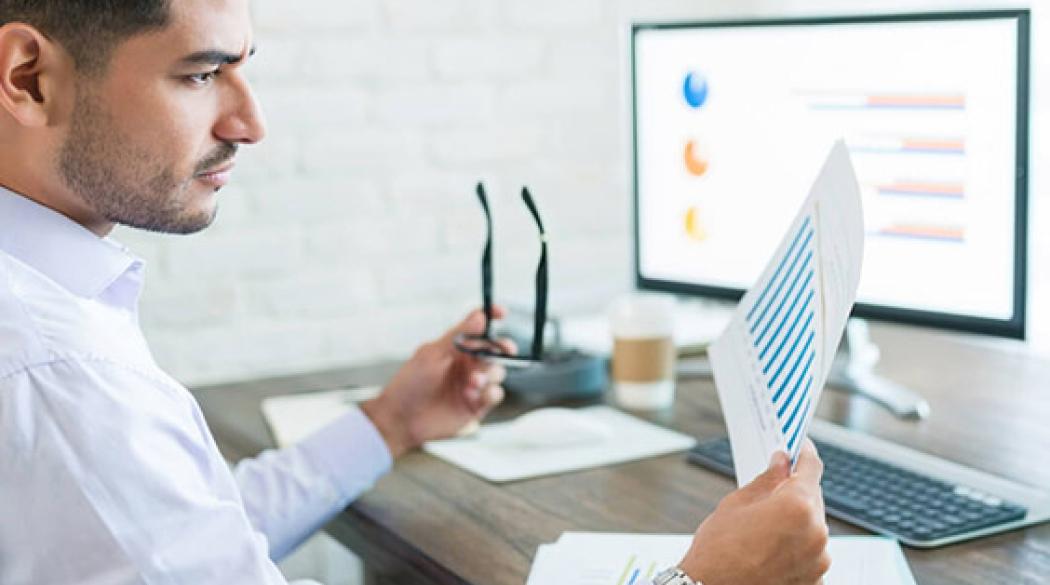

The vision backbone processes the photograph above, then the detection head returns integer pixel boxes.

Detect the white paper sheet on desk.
[261,386,382,447]
[423,406,695,483]
[708,140,864,486]
[525,533,916,585]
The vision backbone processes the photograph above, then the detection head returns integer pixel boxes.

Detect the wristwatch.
[652,567,700,585]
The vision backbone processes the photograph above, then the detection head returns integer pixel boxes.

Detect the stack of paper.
[528,533,688,585]
[527,533,917,585]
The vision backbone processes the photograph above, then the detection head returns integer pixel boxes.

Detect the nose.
[214,73,267,146]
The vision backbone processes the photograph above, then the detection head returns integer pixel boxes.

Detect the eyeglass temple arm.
[476,182,494,338]
[521,187,548,360]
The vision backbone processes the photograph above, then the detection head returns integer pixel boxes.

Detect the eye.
[186,69,221,86]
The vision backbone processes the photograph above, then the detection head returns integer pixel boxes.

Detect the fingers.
[493,336,518,357]
[456,419,481,437]
[465,381,505,417]
[489,362,507,386]
[800,517,832,584]
[769,449,791,476]
[736,450,792,501]
[443,305,508,343]
[477,383,505,417]
[465,363,506,394]
[791,439,824,493]
[464,363,506,413]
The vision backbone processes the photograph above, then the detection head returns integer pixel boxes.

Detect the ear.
[0,23,71,128]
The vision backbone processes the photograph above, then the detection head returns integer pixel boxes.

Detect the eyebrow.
[180,46,257,67]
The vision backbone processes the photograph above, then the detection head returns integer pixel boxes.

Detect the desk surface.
[193,323,1050,585]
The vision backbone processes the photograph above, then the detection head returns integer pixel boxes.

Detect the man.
[0,1,831,584]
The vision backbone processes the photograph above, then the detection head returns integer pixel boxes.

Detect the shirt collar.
[0,185,144,308]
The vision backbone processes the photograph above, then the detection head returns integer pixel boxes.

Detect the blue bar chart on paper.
[708,141,865,486]
[744,216,817,460]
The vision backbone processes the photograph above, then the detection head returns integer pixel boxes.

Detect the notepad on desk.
[261,385,382,447]
[424,406,696,483]
[527,533,917,585]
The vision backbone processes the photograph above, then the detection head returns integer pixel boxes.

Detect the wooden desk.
[193,323,1050,585]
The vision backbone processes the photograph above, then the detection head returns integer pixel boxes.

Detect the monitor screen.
[632,12,1029,338]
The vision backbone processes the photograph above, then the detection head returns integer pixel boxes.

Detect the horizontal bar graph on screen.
[745,215,817,456]
[847,136,966,156]
[874,181,965,199]
[873,223,966,243]
[797,91,966,111]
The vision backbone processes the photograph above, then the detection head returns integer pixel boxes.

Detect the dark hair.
[0,0,170,72]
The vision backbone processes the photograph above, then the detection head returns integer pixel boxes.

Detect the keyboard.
[688,437,1028,548]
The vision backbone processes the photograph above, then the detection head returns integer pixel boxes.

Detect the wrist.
[677,556,709,585]
[360,397,412,459]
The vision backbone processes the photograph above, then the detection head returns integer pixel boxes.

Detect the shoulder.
[0,252,156,376]
[0,357,229,536]
[0,359,282,584]
[0,357,201,461]
[0,253,48,373]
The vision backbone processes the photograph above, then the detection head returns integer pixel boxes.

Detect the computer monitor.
[631,11,1030,345]
[631,11,1030,418]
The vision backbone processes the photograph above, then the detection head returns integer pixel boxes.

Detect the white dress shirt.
[0,186,393,584]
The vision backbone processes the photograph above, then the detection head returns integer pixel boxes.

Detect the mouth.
[195,162,236,189]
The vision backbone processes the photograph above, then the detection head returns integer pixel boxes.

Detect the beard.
[57,87,236,235]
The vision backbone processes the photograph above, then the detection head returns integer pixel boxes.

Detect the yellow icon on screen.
[685,206,708,241]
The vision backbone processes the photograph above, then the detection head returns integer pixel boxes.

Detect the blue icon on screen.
[683,71,709,108]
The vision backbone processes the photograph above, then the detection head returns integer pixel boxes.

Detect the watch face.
[654,568,680,584]
[654,567,695,585]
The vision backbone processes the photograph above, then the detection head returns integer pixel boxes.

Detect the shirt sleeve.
[0,358,291,585]
[232,406,393,561]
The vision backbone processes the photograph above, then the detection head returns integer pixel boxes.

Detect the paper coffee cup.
[609,295,676,410]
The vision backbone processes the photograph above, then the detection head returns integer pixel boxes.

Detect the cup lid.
[608,294,675,338]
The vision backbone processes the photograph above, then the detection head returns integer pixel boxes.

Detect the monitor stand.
[826,319,931,420]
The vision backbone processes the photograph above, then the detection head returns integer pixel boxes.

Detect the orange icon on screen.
[685,206,707,241]
[684,140,709,176]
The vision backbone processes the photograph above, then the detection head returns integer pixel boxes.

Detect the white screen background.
[635,17,1020,322]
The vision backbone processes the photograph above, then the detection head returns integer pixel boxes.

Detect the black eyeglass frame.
[453,182,548,368]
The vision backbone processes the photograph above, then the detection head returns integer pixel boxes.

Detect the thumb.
[790,439,824,495]
[737,450,791,501]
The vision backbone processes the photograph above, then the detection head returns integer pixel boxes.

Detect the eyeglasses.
[453,182,548,367]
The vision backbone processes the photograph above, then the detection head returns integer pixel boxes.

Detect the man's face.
[57,0,264,234]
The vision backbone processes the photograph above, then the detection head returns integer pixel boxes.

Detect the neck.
[0,175,114,238]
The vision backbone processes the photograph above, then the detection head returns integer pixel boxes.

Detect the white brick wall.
[119,0,766,386]
[116,0,1049,386]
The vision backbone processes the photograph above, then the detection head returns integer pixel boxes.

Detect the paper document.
[708,140,864,485]
[825,536,918,585]
[261,386,382,447]
[526,533,915,585]
[526,533,688,585]
[424,406,695,483]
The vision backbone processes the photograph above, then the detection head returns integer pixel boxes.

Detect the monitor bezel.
[630,10,1031,340]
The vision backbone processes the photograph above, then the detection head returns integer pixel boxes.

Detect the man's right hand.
[678,440,831,585]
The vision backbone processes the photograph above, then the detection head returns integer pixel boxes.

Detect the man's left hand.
[360,307,512,458]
